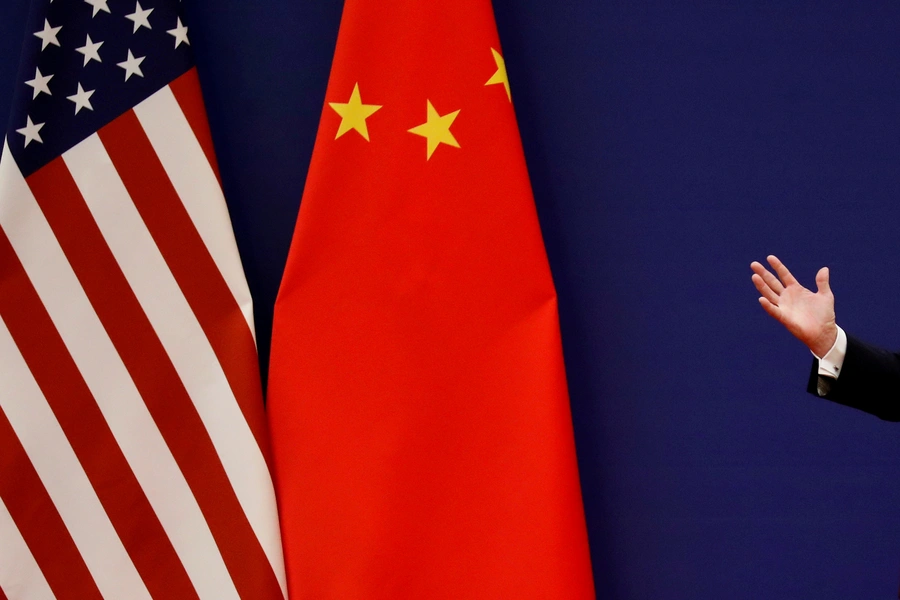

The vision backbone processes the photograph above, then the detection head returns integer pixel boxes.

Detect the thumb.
[815,266,831,294]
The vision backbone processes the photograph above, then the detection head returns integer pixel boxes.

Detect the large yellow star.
[328,83,382,141]
[485,48,510,101]
[407,100,460,160]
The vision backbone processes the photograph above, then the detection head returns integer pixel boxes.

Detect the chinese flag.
[267,0,595,597]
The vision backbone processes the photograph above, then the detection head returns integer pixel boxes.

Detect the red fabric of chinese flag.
[267,0,595,597]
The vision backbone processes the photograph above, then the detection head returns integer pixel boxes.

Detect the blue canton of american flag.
[9,0,191,174]
[0,1,286,599]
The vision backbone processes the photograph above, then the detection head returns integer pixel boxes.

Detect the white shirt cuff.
[813,326,846,379]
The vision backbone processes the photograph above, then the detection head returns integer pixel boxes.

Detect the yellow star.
[407,100,460,160]
[328,83,382,141]
[485,48,511,101]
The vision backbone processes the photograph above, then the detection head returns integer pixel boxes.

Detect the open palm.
[750,255,837,357]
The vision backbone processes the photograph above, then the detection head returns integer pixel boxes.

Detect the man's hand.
[750,255,838,357]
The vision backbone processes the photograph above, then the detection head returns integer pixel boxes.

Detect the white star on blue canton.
[125,1,154,32]
[84,0,111,17]
[33,19,62,50]
[67,83,95,114]
[76,34,104,66]
[167,18,189,48]
[16,117,44,147]
[117,50,145,81]
[24,67,53,99]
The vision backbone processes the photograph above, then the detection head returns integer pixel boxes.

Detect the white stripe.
[0,317,150,600]
[0,496,56,600]
[0,142,240,600]
[63,134,286,596]
[135,85,257,341]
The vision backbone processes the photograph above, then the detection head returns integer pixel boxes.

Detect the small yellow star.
[485,48,510,102]
[407,100,460,160]
[328,83,382,141]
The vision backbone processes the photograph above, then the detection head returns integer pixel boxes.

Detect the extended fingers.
[751,273,781,305]
[815,266,831,294]
[750,260,785,295]
[758,296,782,320]
[766,255,798,287]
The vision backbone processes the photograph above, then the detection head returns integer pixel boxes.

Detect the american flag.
[0,1,285,599]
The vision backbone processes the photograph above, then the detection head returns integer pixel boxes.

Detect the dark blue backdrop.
[3,2,900,598]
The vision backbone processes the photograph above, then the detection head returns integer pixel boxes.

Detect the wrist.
[809,324,838,358]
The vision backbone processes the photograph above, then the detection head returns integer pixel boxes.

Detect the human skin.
[750,255,838,358]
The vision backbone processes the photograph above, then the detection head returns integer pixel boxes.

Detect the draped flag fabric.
[0,1,285,599]
[268,1,596,597]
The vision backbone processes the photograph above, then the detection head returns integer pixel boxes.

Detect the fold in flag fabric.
[0,1,285,598]
[268,0,596,596]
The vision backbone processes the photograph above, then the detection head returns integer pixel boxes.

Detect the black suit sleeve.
[807,334,900,421]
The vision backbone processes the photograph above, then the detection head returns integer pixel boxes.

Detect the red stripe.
[28,155,282,600]
[0,405,101,600]
[169,68,222,183]
[0,216,198,600]
[0,582,7,600]
[98,109,272,465]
